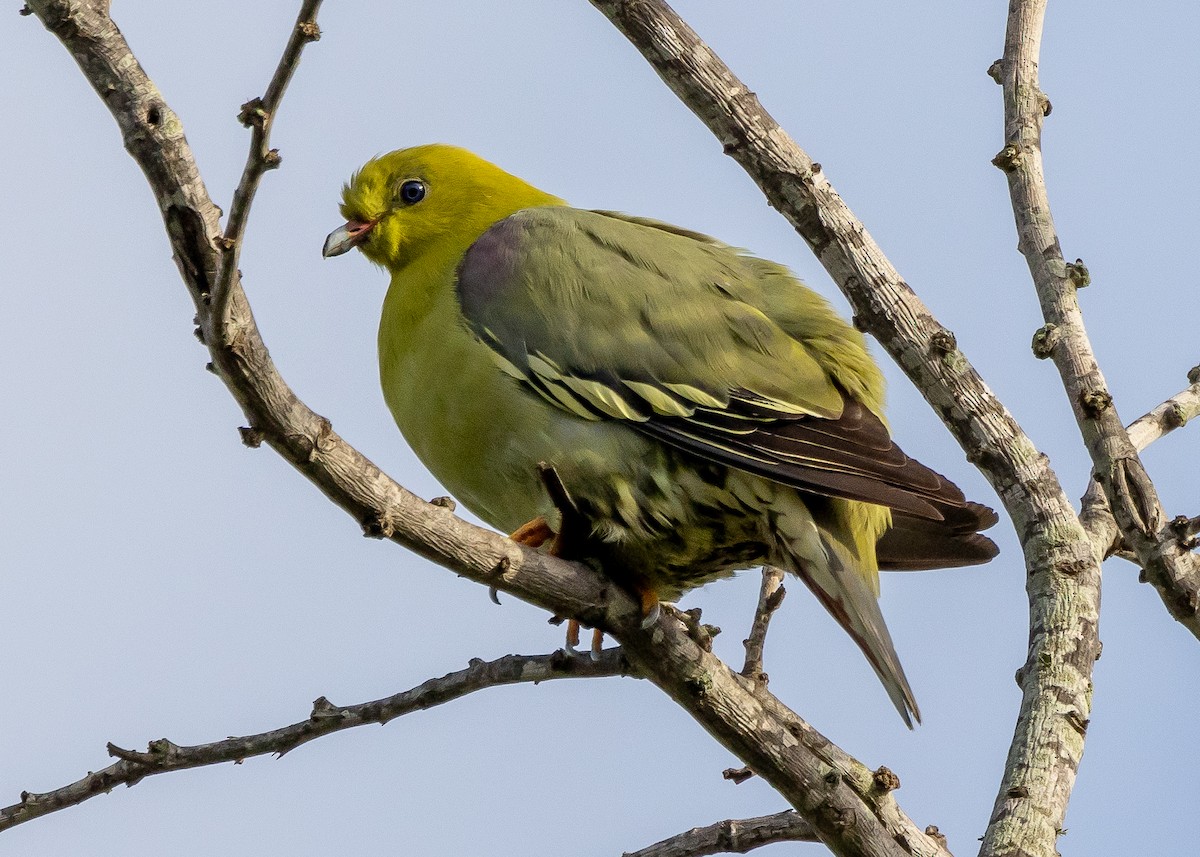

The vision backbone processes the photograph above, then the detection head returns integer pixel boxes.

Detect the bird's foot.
[562,619,605,660]
[637,584,661,629]
[509,516,555,548]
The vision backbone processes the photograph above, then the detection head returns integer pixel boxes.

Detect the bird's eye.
[399,180,426,205]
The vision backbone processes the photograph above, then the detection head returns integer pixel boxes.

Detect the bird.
[323,144,998,726]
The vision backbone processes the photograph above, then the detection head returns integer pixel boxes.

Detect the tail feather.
[877,503,999,571]
[780,525,920,728]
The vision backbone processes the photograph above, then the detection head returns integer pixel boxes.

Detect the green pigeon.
[323,144,998,726]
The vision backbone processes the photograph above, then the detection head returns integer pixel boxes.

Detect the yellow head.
[323,144,564,270]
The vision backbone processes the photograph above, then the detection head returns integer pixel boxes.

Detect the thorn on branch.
[929,329,957,355]
[1080,389,1113,418]
[986,59,1003,82]
[296,20,321,42]
[310,696,342,719]
[295,416,334,462]
[1066,258,1090,289]
[1031,323,1059,359]
[722,766,755,784]
[106,741,171,765]
[683,673,713,698]
[872,766,901,793]
[360,511,396,540]
[238,425,264,448]
[669,604,719,652]
[1041,93,1053,116]
[213,235,236,251]
[19,5,33,16]
[1188,365,1200,385]
[263,148,282,170]
[1171,515,1200,550]
[925,826,948,848]
[1064,710,1090,735]
[991,143,1023,172]
[237,97,268,129]
[429,495,457,512]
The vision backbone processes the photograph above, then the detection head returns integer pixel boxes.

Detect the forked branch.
[0,651,628,832]
[624,810,816,857]
[994,0,1200,640]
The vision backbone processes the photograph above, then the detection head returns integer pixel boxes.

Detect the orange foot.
[509,516,555,548]
[508,515,660,656]
[509,516,599,656]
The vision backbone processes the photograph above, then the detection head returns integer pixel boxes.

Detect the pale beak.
[322,220,376,257]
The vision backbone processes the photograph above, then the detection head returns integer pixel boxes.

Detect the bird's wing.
[456,206,968,520]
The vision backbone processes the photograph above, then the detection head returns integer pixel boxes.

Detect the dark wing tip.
[876,508,1001,571]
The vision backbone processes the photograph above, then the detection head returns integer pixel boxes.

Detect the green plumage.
[325,144,998,727]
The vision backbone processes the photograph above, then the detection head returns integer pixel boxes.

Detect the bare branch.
[587,3,1100,856]
[210,0,323,329]
[1126,370,1200,452]
[994,0,1200,650]
[982,1,1200,853]
[623,811,816,857]
[0,651,628,832]
[741,566,786,681]
[1081,371,1200,560]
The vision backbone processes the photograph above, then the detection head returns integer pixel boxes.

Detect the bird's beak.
[322,220,376,258]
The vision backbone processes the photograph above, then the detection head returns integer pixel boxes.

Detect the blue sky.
[2,2,1197,855]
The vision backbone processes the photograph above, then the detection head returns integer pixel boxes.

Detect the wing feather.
[456,207,981,522]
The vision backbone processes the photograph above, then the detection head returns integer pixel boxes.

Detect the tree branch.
[994,0,1200,645]
[623,810,816,857]
[0,650,628,832]
[741,566,786,682]
[1127,369,1200,452]
[210,0,323,329]
[1081,371,1200,560]
[26,3,955,854]
[586,4,1100,857]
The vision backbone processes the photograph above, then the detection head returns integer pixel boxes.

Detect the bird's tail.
[772,501,920,727]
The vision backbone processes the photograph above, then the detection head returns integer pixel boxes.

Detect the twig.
[209,0,323,329]
[0,651,628,832]
[722,767,755,785]
[994,0,1200,644]
[622,811,816,857]
[741,566,785,681]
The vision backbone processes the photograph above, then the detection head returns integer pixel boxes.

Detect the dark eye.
[399,180,426,205]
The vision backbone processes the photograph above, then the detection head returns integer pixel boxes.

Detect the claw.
[641,599,661,629]
[488,585,501,605]
[638,585,662,629]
